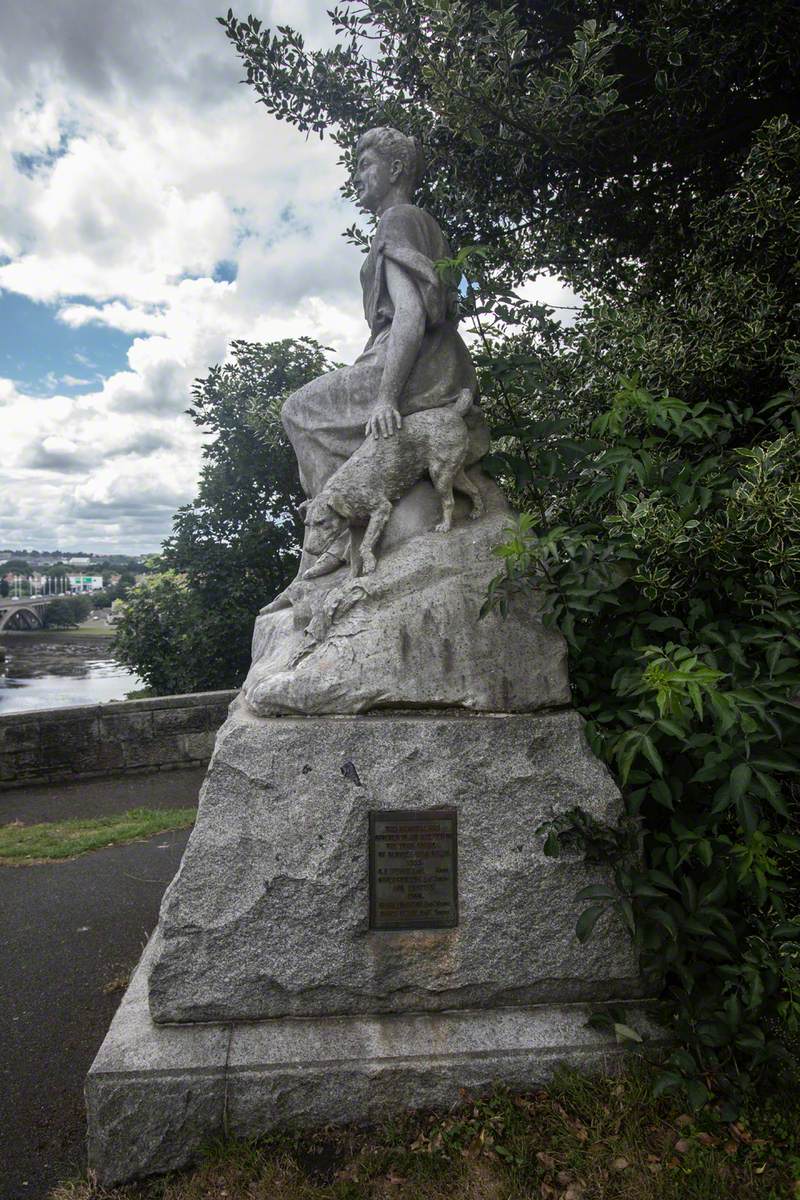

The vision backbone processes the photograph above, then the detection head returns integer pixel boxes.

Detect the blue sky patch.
[0,291,133,395]
[12,121,77,178]
[212,259,237,283]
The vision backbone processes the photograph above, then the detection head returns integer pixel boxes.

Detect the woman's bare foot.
[259,589,293,614]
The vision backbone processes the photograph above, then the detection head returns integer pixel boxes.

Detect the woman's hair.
[356,127,425,192]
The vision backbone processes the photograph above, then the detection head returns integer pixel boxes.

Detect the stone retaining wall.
[0,691,237,790]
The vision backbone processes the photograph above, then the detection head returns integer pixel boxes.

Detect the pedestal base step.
[87,937,667,1186]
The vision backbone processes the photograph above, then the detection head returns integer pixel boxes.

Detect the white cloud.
[0,2,580,555]
[58,374,93,386]
[0,2,369,552]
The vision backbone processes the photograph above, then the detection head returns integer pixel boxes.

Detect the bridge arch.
[0,604,45,631]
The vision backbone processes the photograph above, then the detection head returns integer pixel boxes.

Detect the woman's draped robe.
[282,204,489,507]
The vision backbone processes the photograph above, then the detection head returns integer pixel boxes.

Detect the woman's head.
[354,128,424,212]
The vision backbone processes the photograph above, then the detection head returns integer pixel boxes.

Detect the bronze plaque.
[369,809,458,930]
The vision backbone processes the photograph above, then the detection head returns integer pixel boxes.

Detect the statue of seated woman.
[270,126,489,604]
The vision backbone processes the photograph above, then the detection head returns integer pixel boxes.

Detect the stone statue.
[240,128,564,716]
[272,126,490,595]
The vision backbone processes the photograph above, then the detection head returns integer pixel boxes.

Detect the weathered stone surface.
[243,482,570,716]
[149,704,643,1024]
[87,935,229,1186]
[89,934,666,1186]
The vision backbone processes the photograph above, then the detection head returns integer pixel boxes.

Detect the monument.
[85,129,662,1185]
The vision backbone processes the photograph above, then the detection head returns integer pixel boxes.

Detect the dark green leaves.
[576,904,606,942]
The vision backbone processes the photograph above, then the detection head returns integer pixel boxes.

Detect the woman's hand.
[366,404,403,438]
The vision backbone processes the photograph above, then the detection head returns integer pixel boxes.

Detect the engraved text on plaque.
[369,809,458,930]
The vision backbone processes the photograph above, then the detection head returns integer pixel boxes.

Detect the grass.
[0,806,196,864]
[50,1064,800,1199]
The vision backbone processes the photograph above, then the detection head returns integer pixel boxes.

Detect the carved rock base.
[242,475,571,716]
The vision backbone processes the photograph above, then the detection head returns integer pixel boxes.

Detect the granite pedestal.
[87,703,661,1185]
[149,703,643,1022]
[87,935,664,1185]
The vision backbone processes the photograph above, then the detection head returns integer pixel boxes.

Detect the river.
[0,628,143,714]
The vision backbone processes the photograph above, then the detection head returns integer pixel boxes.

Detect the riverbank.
[2,621,116,639]
[0,628,138,714]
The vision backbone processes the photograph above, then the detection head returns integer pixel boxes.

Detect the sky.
[0,1,578,556]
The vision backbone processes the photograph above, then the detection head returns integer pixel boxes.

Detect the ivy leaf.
[576,904,606,942]
[685,1079,712,1110]
[652,1071,682,1098]
[613,1021,644,1043]
[543,831,561,857]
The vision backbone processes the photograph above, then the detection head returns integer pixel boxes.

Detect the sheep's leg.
[358,499,392,575]
[453,467,485,520]
[347,532,361,579]
[430,463,457,532]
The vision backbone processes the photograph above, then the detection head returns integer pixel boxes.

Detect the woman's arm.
[365,258,425,439]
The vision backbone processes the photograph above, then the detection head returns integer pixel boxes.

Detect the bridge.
[0,595,53,631]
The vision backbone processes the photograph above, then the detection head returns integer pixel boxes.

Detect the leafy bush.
[43,595,93,628]
[113,572,232,696]
[485,379,800,1111]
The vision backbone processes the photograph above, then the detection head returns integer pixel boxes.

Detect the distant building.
[65,557,93,567]
[68,575,104,593]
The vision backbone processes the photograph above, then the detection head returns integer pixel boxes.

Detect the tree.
[0,580,9,598]
[114,338,334,693]
[1,558,32,575]
[115,572,136,594]
[43,596,92,628]
[221,5,800,1105]
[221,3,800,498]
[221,2,799,291]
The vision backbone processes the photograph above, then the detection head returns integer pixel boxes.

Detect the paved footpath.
[0,766,206,826]
[0,770,203,1200]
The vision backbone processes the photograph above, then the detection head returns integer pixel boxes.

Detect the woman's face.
[354,146,398,213]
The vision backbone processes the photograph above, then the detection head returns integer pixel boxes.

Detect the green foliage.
[94,574,137,609]
[485,375,800,1107]
[43,595,93,628]
[470,116,800,1106]
[114,339,332,694]
[113,572,221,696]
